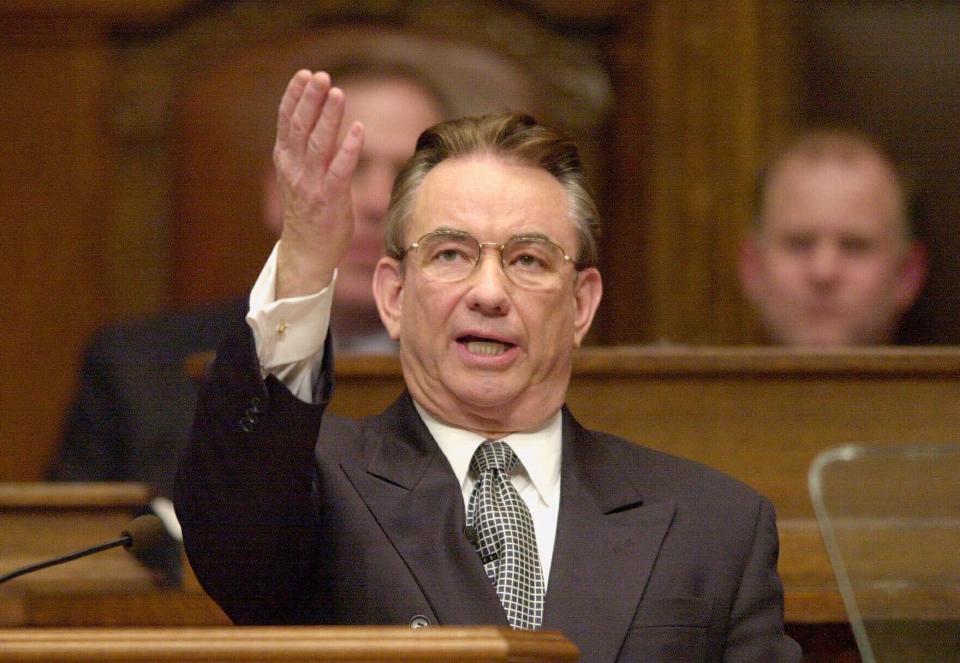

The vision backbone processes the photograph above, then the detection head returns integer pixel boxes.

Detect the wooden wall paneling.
[109,3,301,314]
[0,2,201,482]
[102,52,180,321]
[0,16,110,481]
[604,0,800,345]
[602,8,653,345]
[0,2,196,23]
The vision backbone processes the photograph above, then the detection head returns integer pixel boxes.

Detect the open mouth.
[459,335,515,356]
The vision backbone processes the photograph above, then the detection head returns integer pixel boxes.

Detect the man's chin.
[452,379,521,409]
[788,324,853,347]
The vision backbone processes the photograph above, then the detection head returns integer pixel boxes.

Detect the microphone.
[464,525,498,564]
[0,514,166,586]
[464,525,478,546]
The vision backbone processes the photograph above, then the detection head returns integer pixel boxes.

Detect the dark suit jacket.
[175,323,800,662]
[49,299,247,497]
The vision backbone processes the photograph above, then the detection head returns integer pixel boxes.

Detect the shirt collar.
[413,401,563,507]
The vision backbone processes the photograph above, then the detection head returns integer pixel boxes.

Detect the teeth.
[467,340,509,356]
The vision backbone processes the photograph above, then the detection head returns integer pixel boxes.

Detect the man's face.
[374,155,602,435]
[333,77,444,318]
[744,154,918,345]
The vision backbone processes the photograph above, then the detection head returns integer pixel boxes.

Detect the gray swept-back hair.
[384,112,601,268]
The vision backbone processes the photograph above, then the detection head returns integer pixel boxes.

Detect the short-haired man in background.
[738,129,927,346]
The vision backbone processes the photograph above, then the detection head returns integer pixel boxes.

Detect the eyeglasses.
[398,229,578,290]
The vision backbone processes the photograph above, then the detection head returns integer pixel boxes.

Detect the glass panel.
[809,444,960,662]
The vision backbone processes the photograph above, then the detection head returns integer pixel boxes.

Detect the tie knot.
[471,440,520,475]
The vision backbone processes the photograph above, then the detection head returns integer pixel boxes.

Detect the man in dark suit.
[48,298,247,497]
[176,70,800,661]
[49,60,447,498]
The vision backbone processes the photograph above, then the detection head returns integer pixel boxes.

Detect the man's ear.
[373,257,404,341]
[737,233,764,304]
[894,242,928,312]
[572,267,603,348]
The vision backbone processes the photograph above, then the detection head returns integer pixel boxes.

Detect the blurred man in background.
[738,129,927,346]
[49,61,447,505]
[261,63,448,352]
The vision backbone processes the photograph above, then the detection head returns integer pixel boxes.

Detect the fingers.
[302,86,345,177]
[325,121,365,198]
[275,70,354,187]
[275,70,312,156]
[277,71,332,165]
[270,73,363,299]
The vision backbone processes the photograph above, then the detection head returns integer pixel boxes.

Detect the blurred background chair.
[809,444,960,662]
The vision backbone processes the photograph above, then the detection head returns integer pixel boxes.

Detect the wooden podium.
[0,482,160,627]
[0,485,578,658]
[0,482,156,596]
[0,626,579,662]
[0,482,229,628]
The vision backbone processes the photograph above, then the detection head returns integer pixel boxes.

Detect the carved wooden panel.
[602,0,799,344]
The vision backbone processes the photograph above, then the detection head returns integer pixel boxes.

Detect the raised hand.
[273,70,365,298]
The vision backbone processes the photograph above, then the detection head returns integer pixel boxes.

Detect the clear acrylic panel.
[809,444,960,662]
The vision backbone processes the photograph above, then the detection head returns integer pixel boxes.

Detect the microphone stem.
[0,535,130,586]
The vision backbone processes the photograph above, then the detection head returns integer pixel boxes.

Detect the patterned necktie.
[466,440,544,630]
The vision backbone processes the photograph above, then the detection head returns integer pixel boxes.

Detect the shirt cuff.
[246,241,335,401]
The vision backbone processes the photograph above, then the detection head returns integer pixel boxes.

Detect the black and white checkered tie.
[466,440,544,630]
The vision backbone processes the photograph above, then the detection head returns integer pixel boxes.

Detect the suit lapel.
[339,392,507,626]
[542,409,675,662]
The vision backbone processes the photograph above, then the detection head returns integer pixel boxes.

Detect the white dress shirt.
[246,241,562,584]
[414,402,561,585]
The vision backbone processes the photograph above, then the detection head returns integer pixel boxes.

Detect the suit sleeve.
[174,320,332,624]
[724,498,802,662]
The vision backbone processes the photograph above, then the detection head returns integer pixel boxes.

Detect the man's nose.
[464,252,511,315]
[808,242,842,283]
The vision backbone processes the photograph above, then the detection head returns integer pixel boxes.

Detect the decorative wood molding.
[0,482,152,509]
